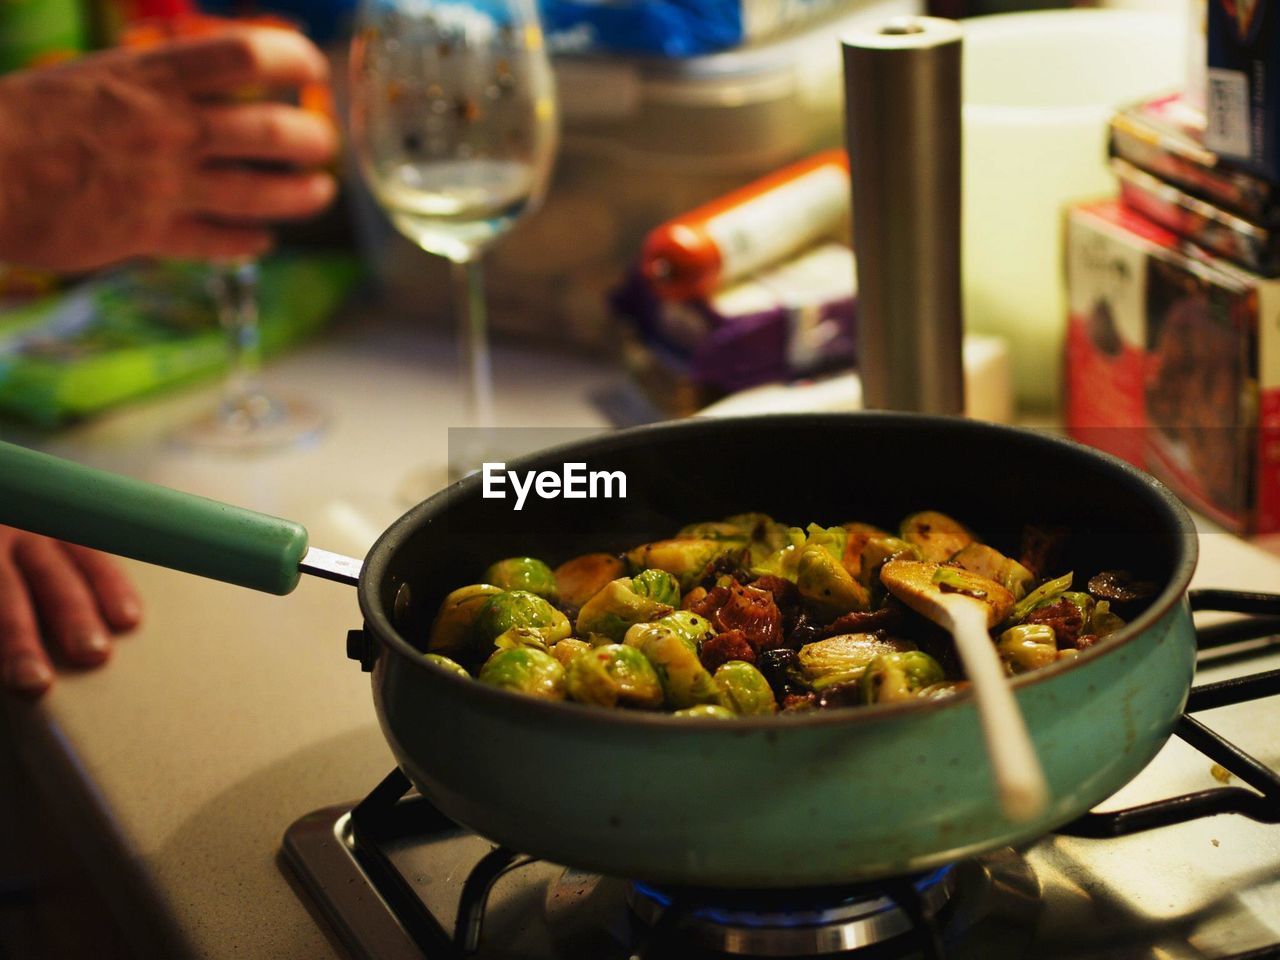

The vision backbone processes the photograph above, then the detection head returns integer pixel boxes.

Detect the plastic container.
[960,9,1185,411]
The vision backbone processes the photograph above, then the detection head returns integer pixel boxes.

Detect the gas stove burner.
[626,868,956,957]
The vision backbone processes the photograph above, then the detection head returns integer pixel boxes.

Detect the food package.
[0,254,361,426]
[541,0,856,56]
[1109,93,1280,224]
[1112,157,1280,275]
[614,242,857,415]
[1205,0,1280,179]
[1064,198,1280,534]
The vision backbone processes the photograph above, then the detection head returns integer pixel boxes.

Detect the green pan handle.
[0,440,308,595]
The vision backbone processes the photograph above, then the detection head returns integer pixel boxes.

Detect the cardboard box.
[1065,199,1280,534]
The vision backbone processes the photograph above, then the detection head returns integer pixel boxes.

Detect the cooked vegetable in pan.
[422,512,1154,716]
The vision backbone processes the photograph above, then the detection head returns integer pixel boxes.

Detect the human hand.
[0,526,141,698]
[0,26,338,273]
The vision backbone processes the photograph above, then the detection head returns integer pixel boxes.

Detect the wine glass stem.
[214,259,266,417]
[452,255,495,428]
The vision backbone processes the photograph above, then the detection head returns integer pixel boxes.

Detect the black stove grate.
[1056,589,1280,838]
[336,589,1280,960]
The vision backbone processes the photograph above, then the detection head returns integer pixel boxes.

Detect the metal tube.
[843,17,965,414]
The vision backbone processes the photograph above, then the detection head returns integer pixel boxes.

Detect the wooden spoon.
[880,559,1049,822]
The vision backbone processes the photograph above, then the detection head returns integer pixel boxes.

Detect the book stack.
[1062,83,1280,534]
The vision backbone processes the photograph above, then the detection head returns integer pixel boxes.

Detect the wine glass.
[174,256,327,452]
[348,0,558,498]
[122,15,330,453]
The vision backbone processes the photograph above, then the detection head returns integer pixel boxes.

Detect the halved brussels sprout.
[1009,572,1073,623]
[422,653,470,678]
[900,511,975,563]
[549,637,592,668]
[996,624,1059,675]
[631,568,682,608]
[566,643,664,709]
[492,627,551,653]
[751,524,845,581]
[628,629,721,709]
[677,521,749,541]
[1089,600,1126,638]
[576,578,673,644]
[474,590,571,649]
[796,545,871,618]
[673,704,736,719]
[624,610,716,653]
[713,661,777,715]
[477,648,567,700]
[626,538,743,591]
[949,543,1035,600]
[554,553,626,610]
[427,584,504,655]
[860,651,945,703]
[483,557,558,601]
[796,633,916,682]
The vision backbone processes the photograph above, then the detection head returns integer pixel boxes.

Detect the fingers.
[153,216,274,261]
[187,167,336,220]
[144,26,330,96]
[63,546,143,633]
[12,537,113,669]
[0,554,53,698]
[198,102,338,166]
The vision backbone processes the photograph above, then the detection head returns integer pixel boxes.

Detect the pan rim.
[357,412,1199,730]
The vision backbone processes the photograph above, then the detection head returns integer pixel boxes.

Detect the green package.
[0,254,362,427]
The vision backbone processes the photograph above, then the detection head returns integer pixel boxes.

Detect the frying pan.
[0,413,1198,887]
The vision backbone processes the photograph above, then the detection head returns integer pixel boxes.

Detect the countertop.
[3,306,1280,959]
[0,305,619,959]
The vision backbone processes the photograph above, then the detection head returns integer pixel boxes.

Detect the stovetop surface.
[283,628,1280,960]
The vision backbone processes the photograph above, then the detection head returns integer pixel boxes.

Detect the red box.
[1065,199,1280,534]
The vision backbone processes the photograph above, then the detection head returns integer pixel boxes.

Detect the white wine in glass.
[349,0,558,498]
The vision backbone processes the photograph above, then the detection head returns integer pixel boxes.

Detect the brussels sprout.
[482,557,559,601]
[855,536,921,598]
[918,680,969,700]
[797,633,916,682]
[427,584,504,655]
[474,590,571,649]
[713,661,777,715]
[631,568,682,608]
[1089,599,1126,638]
[554,553,626,610]
[625,538,743,591]
[549,637,592,668]
[750,524,845,581]
[677,521,749,541]
[949,543,1035,600]
[796,545,871,618]
[566,643,664,709]
[839,523,891,580]
[726,512,792,564]
[422,653,470,678]
[900,511,975,563]
[576,578,673,643]
[624,610,716,653]
[997,624,1059,675]
[492,627,551,653]
[673,704,736,719]
[477,648,567,700]
[628,629,721,709]
[860,651,945,703]
[1044,591,1095,620]
[1009,572,1073,623]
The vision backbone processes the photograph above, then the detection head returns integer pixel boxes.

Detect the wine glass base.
[172,394,327,454]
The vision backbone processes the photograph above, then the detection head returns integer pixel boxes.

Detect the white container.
[960,9,1185,410]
